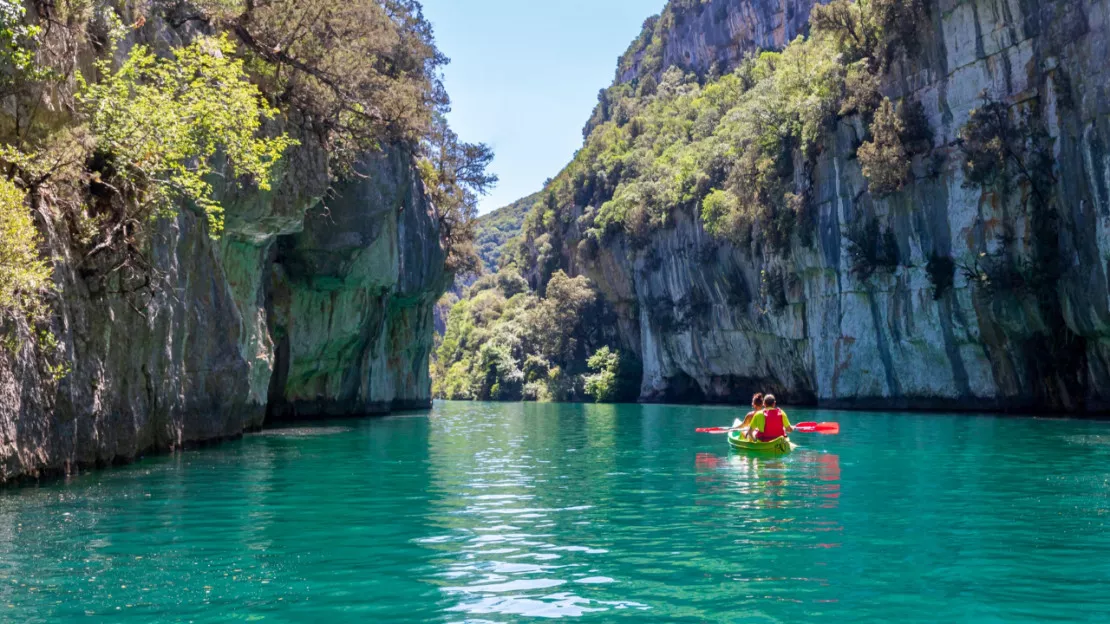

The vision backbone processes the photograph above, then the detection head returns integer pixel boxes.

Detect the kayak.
[727,430,793,454]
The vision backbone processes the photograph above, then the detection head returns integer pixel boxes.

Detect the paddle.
[695,426,739,434]
[793,421,840,434]
[695,421,840,435]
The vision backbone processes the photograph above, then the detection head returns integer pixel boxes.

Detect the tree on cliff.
[0,2,51,327]
[505,0,932,290]
[419,113,497,276]
[182,0,496,275]
[182,0,447,170]
[810,0,926,68]
[0,177,50,326]
[858,98,909,196]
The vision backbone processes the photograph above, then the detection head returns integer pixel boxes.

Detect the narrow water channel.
[3,402,1109,622]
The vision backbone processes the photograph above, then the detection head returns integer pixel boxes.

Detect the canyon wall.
[0,139,447,482]
[264,148,450,420]
[563,0,1110,412]
[0,0,449,484]
[618,0,820,83]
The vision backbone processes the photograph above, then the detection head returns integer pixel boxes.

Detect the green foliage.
[477,341,523,400]
[432,267,629,403]
[760,269,789,312]
[419,113,497,276]
[495,269,530,298]
[0,0,476,371]
[181,0,490,270]
[959,100,1019,189]
[958,96,1060,301]
[0,1,45,95]
[898,99,931,147]
[700,188,737,239]
[810,0,926,68]
[542,270,598,358]
[191,0,447,168]
[524,0,929,272]
[0,176,67,379]
[584,346,620,402]
[959,98,1054,201]
[78,35,295,236]
[474,192,540,272]
[858,98,910,196]
[0,177,51,322]
[617,17,661,79]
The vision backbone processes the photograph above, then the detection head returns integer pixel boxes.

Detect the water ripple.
[2,403,1110,622]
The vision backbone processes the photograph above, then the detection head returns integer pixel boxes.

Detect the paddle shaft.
[698,421,839,435]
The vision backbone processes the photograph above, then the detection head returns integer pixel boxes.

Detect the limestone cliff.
[264,147,450,420]
[0,1,456,482]
[617,0,818,83]
[538,0,1110,413]
[0,140,447,482]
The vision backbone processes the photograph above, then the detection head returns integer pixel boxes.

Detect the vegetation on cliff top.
[0,1,489,348]
[78,35,296,237]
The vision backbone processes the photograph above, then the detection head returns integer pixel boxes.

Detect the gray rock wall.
[0,138,447,482]
[265,147,450,420]
[619,0,820,83]
[577,0,1110,412]
[0,208,258,482]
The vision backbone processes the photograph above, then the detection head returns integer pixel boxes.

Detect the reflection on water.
[411,403,1110,622]
[252,426,354,437]
[2,402,1110,622]
[694,450,841,511]
[420,403,649,619]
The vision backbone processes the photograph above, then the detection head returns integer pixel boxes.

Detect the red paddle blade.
[696,427,731,434]
[794,422,840,434]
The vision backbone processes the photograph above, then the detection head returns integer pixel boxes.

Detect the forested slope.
[474,191,540,273]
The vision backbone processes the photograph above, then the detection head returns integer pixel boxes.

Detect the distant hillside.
[475,192,540,273]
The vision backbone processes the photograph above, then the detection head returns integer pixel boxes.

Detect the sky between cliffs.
[420,0,665,215]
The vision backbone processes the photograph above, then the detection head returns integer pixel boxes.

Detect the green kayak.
[727,430,794,454]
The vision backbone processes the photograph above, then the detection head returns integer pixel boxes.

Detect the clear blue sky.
[420,0,665,214]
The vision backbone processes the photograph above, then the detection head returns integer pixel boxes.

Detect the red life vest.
[758,408,786,441]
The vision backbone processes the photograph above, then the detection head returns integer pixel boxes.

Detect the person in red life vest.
[746,394,793,441]
[732,393,765,432]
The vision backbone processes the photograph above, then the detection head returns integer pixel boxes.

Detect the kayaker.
[747,394,792,441]
[733,393,764,432]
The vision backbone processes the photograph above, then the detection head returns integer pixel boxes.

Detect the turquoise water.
[3,402,1110,622]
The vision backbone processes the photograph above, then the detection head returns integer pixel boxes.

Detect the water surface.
[4,402,1110,622]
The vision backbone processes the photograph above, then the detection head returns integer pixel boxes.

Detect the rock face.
[0,208,258,483]
[265,148,450,420]
[0,137,448,482]
[619,0,819,83]
[564,0,1110,413]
